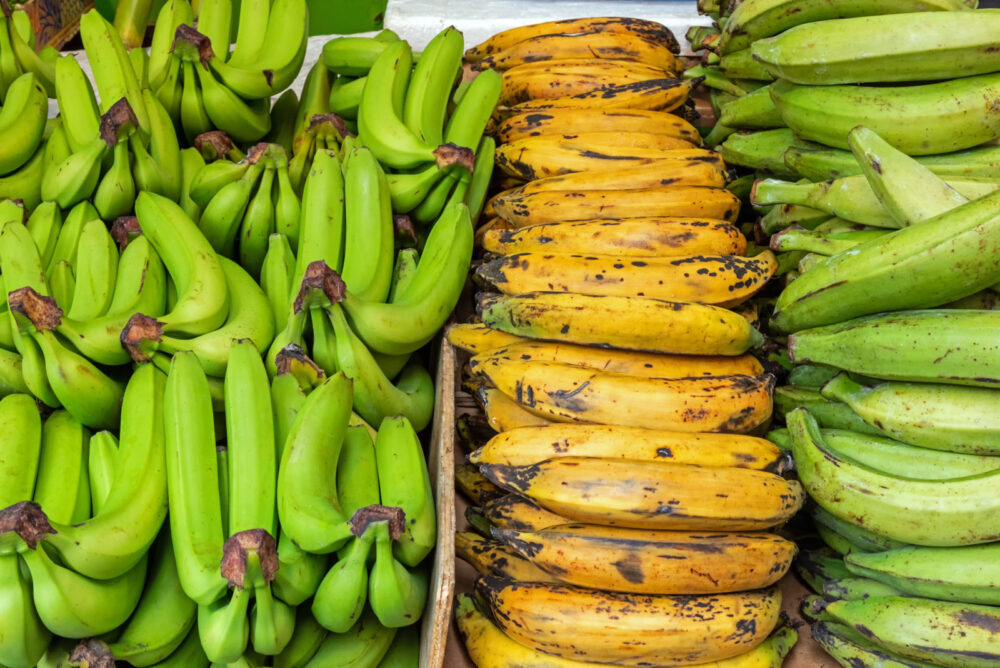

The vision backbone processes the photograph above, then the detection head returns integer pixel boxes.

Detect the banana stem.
[113,0,154,49]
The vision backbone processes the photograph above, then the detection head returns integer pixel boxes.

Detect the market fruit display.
[689,0,1000,666]
[0,1,490,664]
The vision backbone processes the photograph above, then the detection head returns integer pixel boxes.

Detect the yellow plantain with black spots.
[468,340,764,379]
[476,32,678,73]
[496,77,698,117]
[480,457,805,532]
[447,322,526,355]
[475,576,782,666]
[476,251,776,306]
[481,218,746,257]
[471,357,774,432]
[498,160,726,197]
[474,384,555,432]
[464,17,680,62]
[477,291,765,356]
[493,524,797,594]
[497,108,702,145]
[475,217,514,247]
[455,531,560,582]
[469,423,787,472]
[481,494,571,532]
[456,459,507,506]
[500,60,674,105]
[494,142,721,180]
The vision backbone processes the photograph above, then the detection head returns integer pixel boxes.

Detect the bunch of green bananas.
[144,0,308,144]
[0,5,60,100]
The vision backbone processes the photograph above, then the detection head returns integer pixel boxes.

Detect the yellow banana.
[476,576,782,666]
[478,291,764,356]
[455,531,559,583]
[497,107,702,145]
[501,60,674,105]
[465,17,680,63]
[455,459,507,506]
[481,494,571,532]
[482,217,746,257]
[481,456,805,532]
[477,32,678,73]
[497,77,697,117]
[493,161,726,201]
[470,423,787,472]
[474,384,553,432]
[477,250,775,306]
[469,340,764,378]
[494,524,796,594]
[733,300,761,329]
[447,322,524,354]
[493,186,741,225]
[494,143,723,180]
[475,217,514,247]
[473,356,774,432]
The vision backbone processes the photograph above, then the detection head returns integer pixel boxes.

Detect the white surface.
[384,0,711,51]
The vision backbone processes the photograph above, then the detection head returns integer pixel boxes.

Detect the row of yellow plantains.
[448,16,800,668]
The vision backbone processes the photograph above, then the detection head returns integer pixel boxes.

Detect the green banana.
[291,147,345,294]
[752,10,1000,85]
[270,344,322,456]
[388,248,419,303]
[67,218,118,321]
[341,201,472,355]
[327,304,434,431]
[150,621,210,667]
[93,140,136,220]
[198,584,252,665]
[717,0,972,55]
[0,73,48,176]
[273,606,327,668]
[718,47,774,81]
[770,427,1000,479]
[771,226,887,255]
[131,89,183,202]
[789,309,1000,388]
[368,519,429,628]
[718,128,810,178]
[250,577,295,656]
[179,146,206,223]
[40,135,107,209]
[374,415,436,567]
[179,61,212,143]
[312,521,377,633]
[274,156,301,249]
[787,407,1000,546]
[811,621,939,668]
[267,89,298,155]
[795,548,852,595]
[771,73,1000,155]
[149,0,194,91]
[338,424,381,518]
[464,135,496,223]
[770,190,1000,333]
[288,61,331,193]
[225,338,277,537]
[0,348,28,396]
[199,158,266,258]
[759,204,831,235]
[87,430,118,516]
[718,84,782,129]
[303,608,396,667]
[820,373,1000,455]
[341,147,394,302]
[276,371,354,553]
[784,143,1000,182]
[823,596,1000,668]
[811,504,908,553]
[217,444,230,539]
[134,191,230,336]
[323,36,393,76]
[845,544,1000,606]
[261,233,296,333]
[109,531,198,667]
[816,523,860,557]
[403,26,463,147]
[0,136,44,209]
[32,410,90,525]
[272,529,328,606]
[164,350,227,605]
[189,154,252,208]
[0,551,50,668]
[377,625,419,667]
[79,8,149,132]
[196,0,232,59]
[239,163,276,278]
[330,75,364,120]
[0,393,41,508]
[822,577,904,602]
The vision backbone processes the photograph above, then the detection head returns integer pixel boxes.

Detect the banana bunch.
[0,6,60,101]
[145,0,308,143]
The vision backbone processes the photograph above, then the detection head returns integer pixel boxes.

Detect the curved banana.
[455,530,559,582]
[311,523,376,633]
[498,77,697,118]
[477,31,676,73]
[0,393,41,508]
[481,457,804,531]
[403,26,463,146]
[368,520,428,628]
[477,576,781,666]
[481,217,744,257]
[66,218,118,322]
[238,163,276,278]
[302,608,396,667]
[501,59,676,106]
[495,142,721,181]
[0,551,50,668]
[0,73,47,176]
[497,107,701,145]
[31,410,89,524]
[481,494,570,532]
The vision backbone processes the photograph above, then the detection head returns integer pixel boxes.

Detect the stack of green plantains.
[0,0,497,665]
[689,2,1000,666]
[445,16,808,668]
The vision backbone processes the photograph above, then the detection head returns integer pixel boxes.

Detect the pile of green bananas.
[0,4,60,99]
[0,0,497,664]
[688,3,1000,665]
